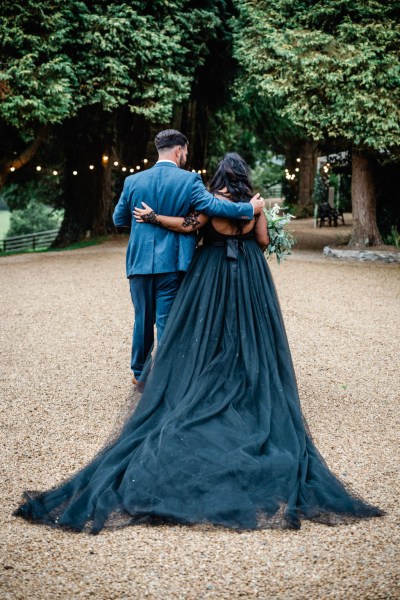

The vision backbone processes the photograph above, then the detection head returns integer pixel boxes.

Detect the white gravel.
[0,234,399,599]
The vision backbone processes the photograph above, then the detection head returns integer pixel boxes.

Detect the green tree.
[250,152,284,197]
[0,0,221,244]
[312,173,328,205]
[233,0,400,246]
[0,174,64,237]
[0,174,63,212]
[7,201,63,237]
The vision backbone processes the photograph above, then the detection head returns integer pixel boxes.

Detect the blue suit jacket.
[113,161,254,276]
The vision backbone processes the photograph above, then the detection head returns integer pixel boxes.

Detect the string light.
[296,158,301,162]
[202,169,207,174]
[6,158,155,178]
[191,169,196,172]
[295,167,299,172]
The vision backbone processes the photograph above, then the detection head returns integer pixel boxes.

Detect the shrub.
[7,200,63,237]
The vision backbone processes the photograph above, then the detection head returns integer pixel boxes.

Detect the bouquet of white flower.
[264,203,296,264]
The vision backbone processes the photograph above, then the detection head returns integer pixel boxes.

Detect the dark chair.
[317,202,345,227]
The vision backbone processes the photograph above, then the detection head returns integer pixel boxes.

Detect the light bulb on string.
[295,168,299,172]
[296,158,301,162]
[89,165,94,170]
[143,159,148,164]
[113,161,119,167]
[73,170,78,176]
[102,155,109,164]
[122,167,127,172]
[136,166,140,170]
[36,166,42,171]
[10,166,15,172]
[53,170,58,176]
[191,169,196,172]
[202,169,206,174]
[129,168,134,173]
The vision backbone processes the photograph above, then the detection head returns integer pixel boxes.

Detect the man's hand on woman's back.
[250,193,265,214]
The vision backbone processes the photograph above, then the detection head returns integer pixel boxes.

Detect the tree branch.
[0,125,49,189]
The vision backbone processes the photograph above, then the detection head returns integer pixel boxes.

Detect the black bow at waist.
[204,238,247,260]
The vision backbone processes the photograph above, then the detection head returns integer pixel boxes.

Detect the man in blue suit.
[113,129,264,383]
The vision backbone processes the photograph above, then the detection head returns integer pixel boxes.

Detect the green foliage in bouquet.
[264,204,296,264]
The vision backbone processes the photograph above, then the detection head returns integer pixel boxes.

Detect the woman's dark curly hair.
[209,152,254,232]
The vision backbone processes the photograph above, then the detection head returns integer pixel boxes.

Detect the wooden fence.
[0,229,59,253]
[265,184,282,198]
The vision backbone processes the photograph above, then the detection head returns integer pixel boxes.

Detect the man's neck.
[157,158,177,165]
[157,154,178,166]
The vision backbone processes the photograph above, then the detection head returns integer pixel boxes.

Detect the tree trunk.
[93,153,113,237]
[53,110,115,247]
[350,149,382,247]
[53,146,113,247]
[54,108,150,247]
[178,99,208,172]
[297,138,316,215]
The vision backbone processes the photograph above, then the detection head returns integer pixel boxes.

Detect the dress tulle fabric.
[13,222,384,534]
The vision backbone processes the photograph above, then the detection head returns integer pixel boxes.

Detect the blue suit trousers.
[129,272,185,378]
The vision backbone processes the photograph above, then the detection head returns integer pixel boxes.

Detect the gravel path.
[1,236,399,599]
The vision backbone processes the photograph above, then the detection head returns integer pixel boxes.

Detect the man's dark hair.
[154,129,188,151]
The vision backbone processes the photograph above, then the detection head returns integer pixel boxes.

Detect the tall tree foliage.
[233,0,400,245]
[0,0,218,131]
[0,0,220,243]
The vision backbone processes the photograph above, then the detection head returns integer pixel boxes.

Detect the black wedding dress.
[13,221,384,534]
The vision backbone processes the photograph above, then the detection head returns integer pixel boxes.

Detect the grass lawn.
[0,211,10,239]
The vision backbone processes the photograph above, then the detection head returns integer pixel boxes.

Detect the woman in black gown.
[13,153,384,534]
